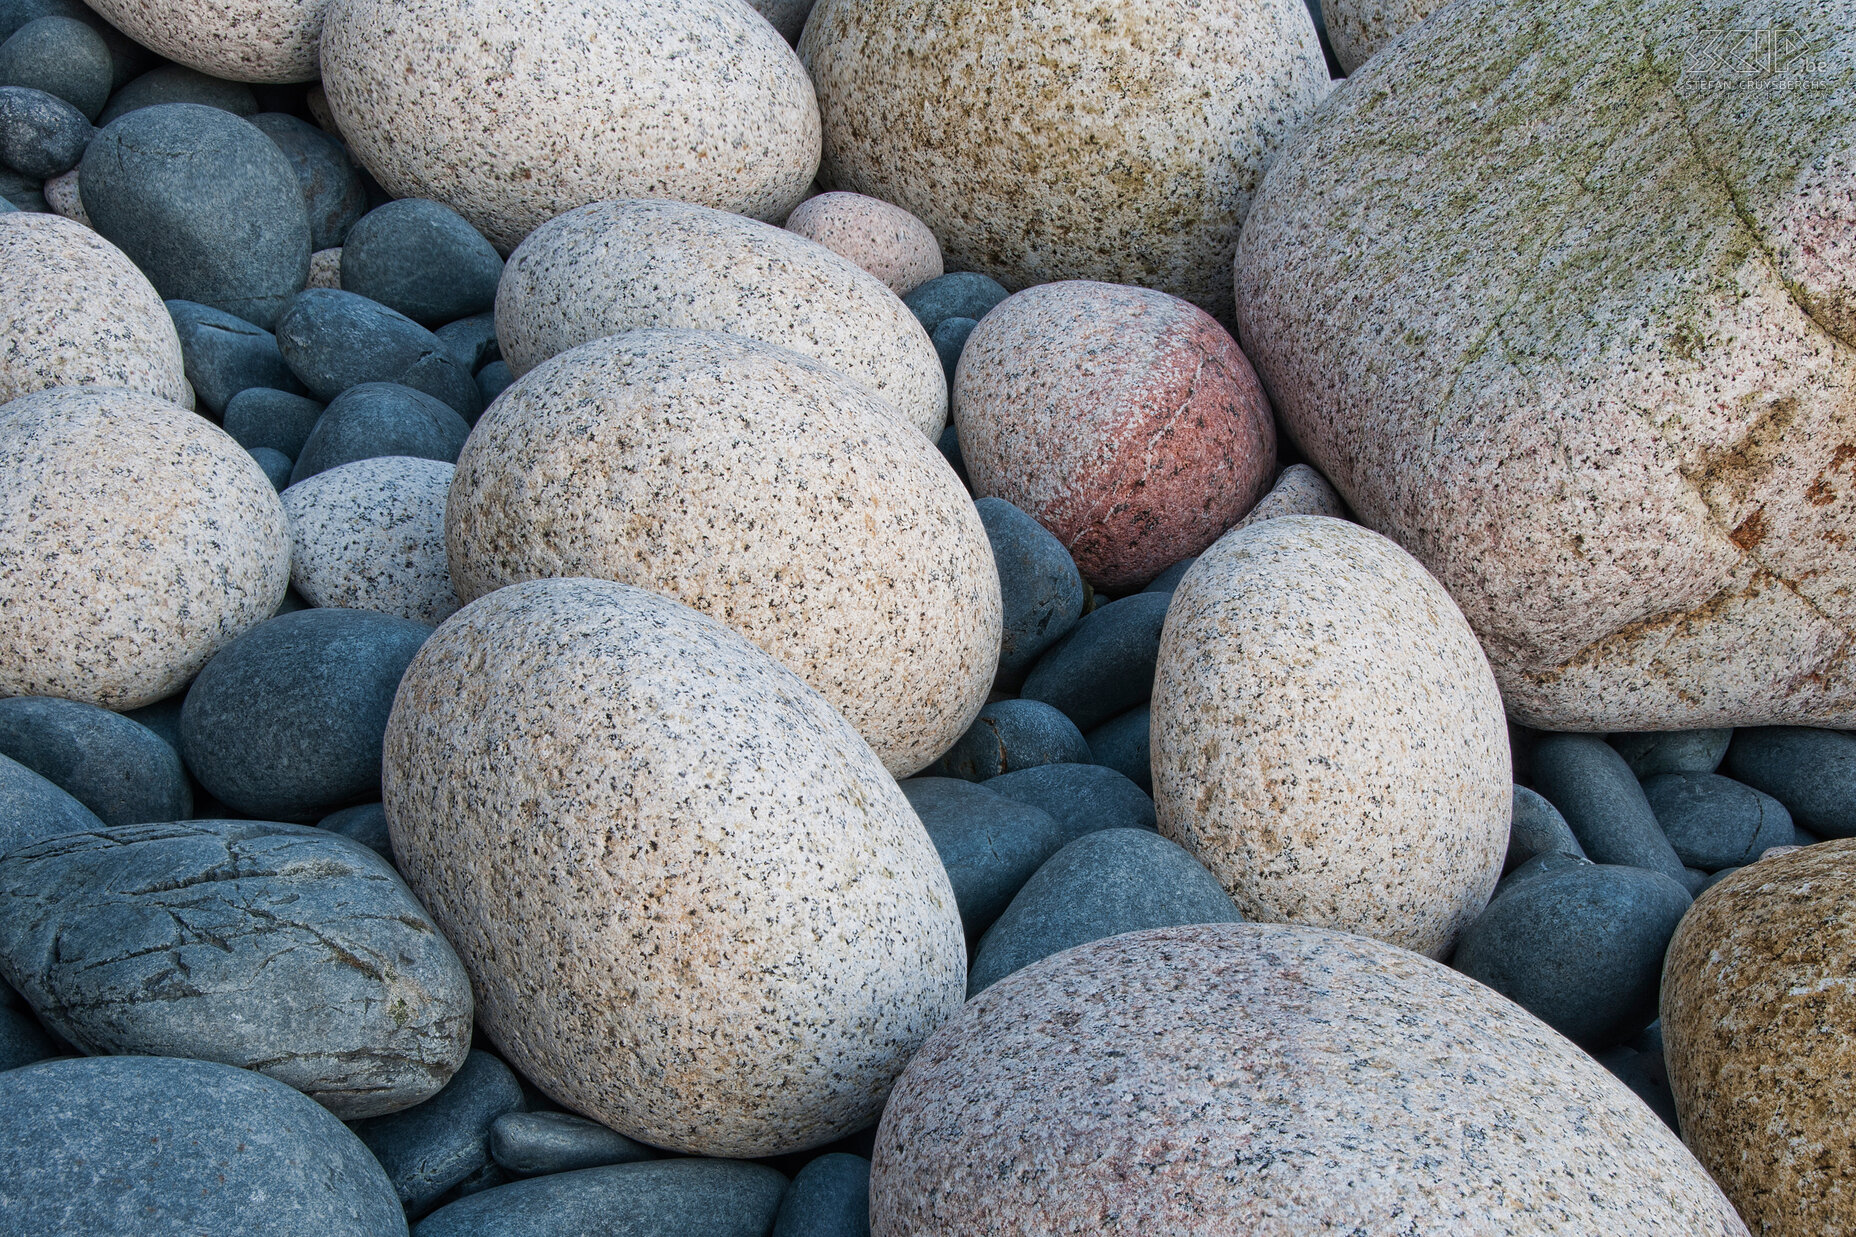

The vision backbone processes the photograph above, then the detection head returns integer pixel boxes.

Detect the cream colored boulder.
[1235,462,1348,530]
[874,922,1750,1234]
[320,0,819,253]
[382,577,967,1157]
[282,456,459,625]
[0,387,290,709]
[497,198,946,438]
[1152,516,1508,957]
[40,171,88,228]
[784,191,943,297]
[800,0,1329,320]
[80,0,325,82]
[446,329,999,776]
[1234,0,1856,730]
[0,214,191,408]
[1323,0,1441,72]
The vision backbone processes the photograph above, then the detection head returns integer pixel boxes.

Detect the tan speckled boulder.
[497,198,946,438]
[1234,0,1856,730]
[320,0,819,253]
[800,0,1329,320]
[0,214,191,409]
[306,248,342,290]
[446,329,1000,777]
[282,456,459,625]
[784,191,943,297]
[81,0,325,82]
[40,171,88,228]
[1663,840,1856,1235]
[1152,516,1508,957]
[1322,0,1441,72]
[873,922,1750,1234]
[1235,462,1348,530]
[0,387,290,709]
[383,577,967,1157]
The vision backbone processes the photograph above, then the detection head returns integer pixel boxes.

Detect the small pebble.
[488,1111,654,1177]
[350,1048,527,1218]
[0,84,91,177]
[771,1153,870,1237]
[1720,726,1856,837]
[1530,733,1688,883]
[0,748,102,857]
[341,198,504,325]
[903,271,1009,332]
[983,761,1156,840]
[923,698,1091,781]
[0,694,189,825]
[1505,784,1585,873]
[900,776,1070,938]
[166,299,305,415]
[930,314,976,386]
[413,1158,789,1237]
[976,496,1085,689]
[433,311,499,373]
[94,63,255,126]
[0,16,108,119]
[307,244,341,287]
[249,444,292,488]
[1609,728,1733,777]
[223,386,324,457]
[1020,591,1171,732]
[1082,704,1152,792]
[248,112,367,252]
[318,800,392,860]
[784,190,943,296]
[288,380,470,484]
[1642,771,1793,871]
[275,288,482,419]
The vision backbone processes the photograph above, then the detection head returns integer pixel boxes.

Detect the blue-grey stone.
[771,1153,867,1237]
[80,103,309,330]
[250,444,293,489]
[1607,728,1732,778]
[321,801,392,861]
[1529,734,1687,882]
[341,199,503,326]
[276,289,482,419]
[248,112,366,252]
[1504,784,1584,873]
[413,1158,787,1237]
[0,16,108,119]
[0,1054,406,1235]
[976,497,1084,688]
[903,271,1008,332]
[180,607,434,821]
[1720,726,1856,838]
[923,698,1090,781]
[1451,861,1692,1049]
[984,761,1156,840]
[289,381,471,484]
[0,749,102,859]
[929,315,976,386]
[1595,1045,1678,1131]
[120,692,183,753]
[900,776,1069,939]
[968,828,1242,996]
[475,360,512,408]
[0,164,34,209]
[1140,556,1198,596]
[935,420,967,489]
[1083,704,1151,793]
[1642,771,1793,871]
[0,695,188,826]
[350,1049,527,1218]
[166,299,306,415]
[488,1111,654,1177]
[95,63,256,127]
[433,312,499,374]
[1020,591,1171,733]
[0,190,14,210]
[1697,865,1742,894]
[223,386,324,457]
[0,819,472,1118]
[0,1001,57,1069]
[1491,850,1593,901]
[0,84,89,177]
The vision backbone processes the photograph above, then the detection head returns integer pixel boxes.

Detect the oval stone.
[284,456,459,624]
[783,190,943,297]
[341,199,503,326]
[0,695,189,825]
[80,0,328,82]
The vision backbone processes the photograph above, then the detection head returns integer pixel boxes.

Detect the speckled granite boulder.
[81,0,327,82]
[784,191,942,297]
[414,1159,789,1237]
[955,281,1275,589]
[1152,516,1509,957]
[874,923,1748,1234]
[319,0,819,253]
[801,0,1327,320]
[1663,840,1856,1235]
[1321,0,1438,71]
[284,456,459,624]
[382,579,967,1157]
[1234,0,1856,731]
[0,695,189,825]
[308,245,341,288]
[446,330,998,777]
[0,212,191,406]
[0,819,471,1118]
[0,386,288,709]
[1235,461,1347,529]
[497,199,945,438]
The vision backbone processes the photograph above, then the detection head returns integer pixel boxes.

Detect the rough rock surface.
[1323,0,1440,72]
[784,191,943,297]
[80,0,326,83]
[284,456,459,624]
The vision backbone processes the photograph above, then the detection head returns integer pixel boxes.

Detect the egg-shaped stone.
[496,198,945,438]
[283,455,459,625]
[79,0,326,83]
[1152,516,1509,957]
[382,577,968,1158]
[784,191,943,298]
[446,328,999,777]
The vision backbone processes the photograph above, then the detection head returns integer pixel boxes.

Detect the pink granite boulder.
[785,191,943,297]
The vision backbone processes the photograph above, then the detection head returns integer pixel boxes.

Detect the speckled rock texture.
[497,198,946,439]
[0,213,191,406]
[80,0,326,83]
[784,191,943,297]
[1152,516,1509,957]
[1233,0,1856,730]
[39,167,87,224]
[955,280,1275,590]
[799,0,1329,321]
[1663,839,1856,1235]
[0,386,289,709]
[1234,461,1347,529]
[308,246,342,289]
[872,922,1750,1235]
[319,0,820,254]
[284,456,459,624]
[381,578,968,1158]
[446,329,1000,777]
[1322,0,1439,72]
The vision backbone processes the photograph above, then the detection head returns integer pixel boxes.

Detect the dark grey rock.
[321,801,393,861]
[903,271,1008,332]
[1607,728,1732,778]
[0,818,471,1117]
[1794,822,1822,847]
[899,776,1068,939]
[0,84,90,177]
[1595,1045,1678,1131]
[180,607,434,821]
[413,1158,787,1237]
[0,749,102,858]
[1697,865,1742,894]
[929,315,975,386]
[433,312,499,374]
[120,692,184,753]
[0,1001,58,1069]
[0,16,108,119]
[341,199,503,326]
[1140,556,1198,595]
[771,1153,867,1237]
[289,381,471,484]
[1721,726,1856,838]
[351,1049,527,1218]
[1491,850,1593,901]
[95,63,256,127]
[166,299,306,415]
[276,289,482,419]
[1642,771,1793,871]
[248,112,365,252]
[1678,865,1708,893]
[1504,784,1584,874]
[250,444,293,489]
[475,360,512,408]
[1451,861,1692,1050]
[0,694,189,826]
[1084,704,1151,793]
[80,103,309,329]
[968,828,1242,996]
[1529,734,1688,882]
[984,761,1156,841]
[935,420,967,489]
[1020,591,1171,733]
[488,1111,654,1177]
[923,698,1090,781]
[0,1054,406,1235]
[0,162,39,209]
[976,497,1084,689]
[0,190,14,210]
[223,386,324,457]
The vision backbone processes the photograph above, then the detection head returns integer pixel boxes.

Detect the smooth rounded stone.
[39,165,81,220]
[1721,727,1856,838]
[1152,517,1510,958]
[0,84,90,177]
[1531,734,1689,882]
[901,271,1009,334]
[0,1001,57,1069]
[95,63,256,126]
[166,298,305,415]
[1597,1044,1680,1132]
[929,314,974,386]
[382,580,967,1157]
[284,456,459,624]
[956,281,1277,590]
[875,922,1748,1234]
[496,198,945,439]
[1505,783,1585,873]
[1610,728,1733,778]
[350,1049,526,1217]
[1663,841,1856,1234]
[308,244,342,287]
[319,0,819,254]
[341,199,503,326]
[446,330,999,777]
[1083,704,1152,793]
[0,186,14,209]
[1020,591,1171,734]
[976,496,1084,689]
[0,819,472,1117]
[320,800,391,859]
[433,313,499,374]
[984,762,1157,839]
[0,695,188,825]
[0,1055,407,1236]
[488,1112,653,1178]
[474,359,511,405]
[784,191,942,297]
[275,290,482,419]
[1141,556,1197,596]
[249,112,366,252]
[0,386,289,708]
[923,699,1090,782]
[968,828,1242,996]
[224,385,323,456]
[0,162,38,208]
[1643,772,1793,871]
[772,1153,868,1237]
[899,776,1069,938]
[0,749,101,858]
[1492,849,1594,901]
[1322,0,1438,72]
[1234,461,1350,530]
[83,0,327,83]
[413,1159,789,1237]
[289,382,470,484]
[0,16,108,118]
[1452,861,1692,1050]
[0,212,191,406]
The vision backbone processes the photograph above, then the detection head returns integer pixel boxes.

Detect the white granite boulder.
[784,191,943,298]
[80,0,327,82]
[282,456,459,625]
[1322,0,1441,72]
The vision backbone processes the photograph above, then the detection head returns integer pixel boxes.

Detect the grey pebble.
[1084,704,1151,792]
[1530,734,1688,882]
[1642,771,1793,871]
[923,698,1090,781]
[95,62,255,126]
[0,16,109,119]
[250,445,293,489]
[321,800,393,861]
[275,289,482,420]
[1608,728,1733,778]
[771,1153,868,1237]
[0,748,102,858]
[224,386,324,457]
[1021,591,1171,732]
[900,776,1069,939]
[341,198,503,326]
[412,1158,788,1237]
[0,694,188,825]
[984,761,1156,839]
[1721,726,1856,837]
[350,1048,527,1218]
[249,111,366,252]
[1505,784,1585,873]
[0,84,90,177]
[167,298,306,415]
[433,312,500,374]
[289,381,470,483]
[488,1111,654,1177]
[976,496,1084,688]
[903,271,1008,333]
